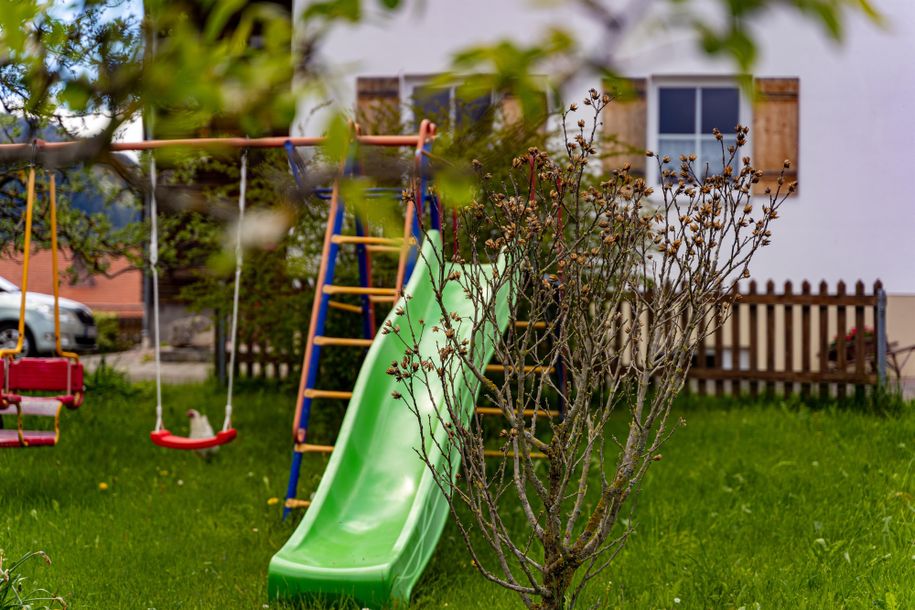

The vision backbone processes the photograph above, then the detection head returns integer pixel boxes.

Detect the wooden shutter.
[499,91,548,130]
[355,76,401,134]
[602,78,647,176]
[752,78,799,194]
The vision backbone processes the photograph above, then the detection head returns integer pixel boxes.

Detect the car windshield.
[0,276,19,292]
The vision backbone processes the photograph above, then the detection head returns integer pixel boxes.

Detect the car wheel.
[0,322,35,357]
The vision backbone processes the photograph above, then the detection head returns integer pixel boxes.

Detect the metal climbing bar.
[282,121,441,517]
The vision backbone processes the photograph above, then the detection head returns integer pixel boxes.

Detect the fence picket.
[730,287,741,395]
[765,280,776,398]
[748,281,759,398]
[714,302,724,397]
[818,281,829,398]
[784,281,794,395]
[800,280,811,399]
[836,281,847,400]
[854,280,866,400]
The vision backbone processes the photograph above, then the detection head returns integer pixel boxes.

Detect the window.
[603,77,797,193]
[654,83,745,180]
[408,79,494,130]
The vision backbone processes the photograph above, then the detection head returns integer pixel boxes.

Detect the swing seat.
[0,398,62,448]
[0,429,58,447]
[150,427,237,450]
[0,358,84,409]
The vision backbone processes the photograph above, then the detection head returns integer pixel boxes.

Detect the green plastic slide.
[268,231,511,607]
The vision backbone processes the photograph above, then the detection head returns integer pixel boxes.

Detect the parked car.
[0,275,97,356]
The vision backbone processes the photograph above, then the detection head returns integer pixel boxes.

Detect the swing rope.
[150,153,164,432]
[223,149,247,432]
[149,149,247,443]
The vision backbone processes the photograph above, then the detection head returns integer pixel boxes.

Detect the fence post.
[875,280,887,386]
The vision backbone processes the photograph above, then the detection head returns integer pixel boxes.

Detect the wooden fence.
[687,280,887,398]
[223,333,300,382]
[219,279,889,398]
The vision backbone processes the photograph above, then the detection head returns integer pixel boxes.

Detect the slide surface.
[268,231,510,607]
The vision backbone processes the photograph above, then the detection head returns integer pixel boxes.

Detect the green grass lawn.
[2,374,913,609]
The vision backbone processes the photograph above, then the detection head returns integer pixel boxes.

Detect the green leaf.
[204,0,248,42]
[321,112,353,166]
[304,0,362,22]
[436,167,476,210]
[59,80,91,112]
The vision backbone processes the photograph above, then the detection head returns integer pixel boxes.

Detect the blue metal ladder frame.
[281,131,440,517]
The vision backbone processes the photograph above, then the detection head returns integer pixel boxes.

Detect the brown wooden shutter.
[355,76,401,134]
[752,78,799,194]
[499,91,548,129]
[602,78,647,176]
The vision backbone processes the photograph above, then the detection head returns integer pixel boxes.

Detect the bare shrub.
[387,89,796,609]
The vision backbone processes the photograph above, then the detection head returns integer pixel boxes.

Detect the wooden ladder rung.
[331,235,404,246]
[303,389,353,400]
[285,498,312,509]
[476,406,560,418]
[366,245,403,254]
[294,443,335,453]
[486,364,555,374]
[484,449,548,459]
[328,300,363,314]
[515,320,547,329]
[314,336,373,347]
[369,294,397,303]
[324,285,398,296]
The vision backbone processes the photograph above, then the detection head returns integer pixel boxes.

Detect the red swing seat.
[150,427,237,450]
[0,357,84,409]
[0,397,63,448]
[0,429,57,447]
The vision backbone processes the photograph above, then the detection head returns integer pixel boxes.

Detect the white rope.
[223,149,247,432]
[150,154,164,432]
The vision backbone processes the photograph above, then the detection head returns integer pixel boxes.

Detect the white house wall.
[295,0,915,295]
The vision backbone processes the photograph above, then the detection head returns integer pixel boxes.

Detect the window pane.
[659,88,696,134]
[658,137,695,182]
[658,138,695,163]
[700,87,739,134]
[699,137,737,176]
[412,86,451,127]
[456,93,492,128]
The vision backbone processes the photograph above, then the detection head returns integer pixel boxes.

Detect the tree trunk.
[537,558,576,610]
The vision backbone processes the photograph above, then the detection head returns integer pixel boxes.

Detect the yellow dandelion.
[267,497,280,506]
[98,482,109,491]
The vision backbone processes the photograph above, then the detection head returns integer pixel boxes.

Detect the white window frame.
[646,76,752,187]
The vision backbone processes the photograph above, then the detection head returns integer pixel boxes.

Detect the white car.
[0,276,97,355]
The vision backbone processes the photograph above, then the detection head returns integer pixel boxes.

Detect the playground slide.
[268,231,511,607]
